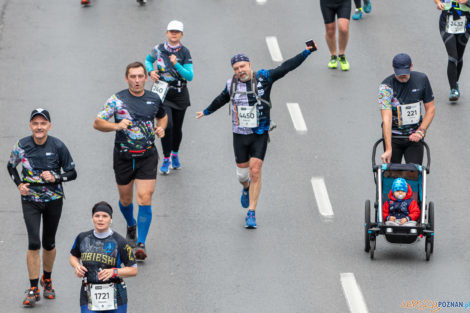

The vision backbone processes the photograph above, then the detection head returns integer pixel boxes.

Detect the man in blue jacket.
[196,42,316,228]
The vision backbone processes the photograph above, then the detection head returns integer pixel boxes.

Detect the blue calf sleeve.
[137,205,152,245]
[119,202,136,227]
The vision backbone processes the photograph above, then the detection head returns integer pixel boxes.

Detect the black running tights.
[22,199,63,251]
[161,106,187,158]
[440,15,469,89]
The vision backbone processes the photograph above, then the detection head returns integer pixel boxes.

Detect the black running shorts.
[233,132,269,164]
[320,0,352,24]
[113,147,158,185]
[389,137,424,165]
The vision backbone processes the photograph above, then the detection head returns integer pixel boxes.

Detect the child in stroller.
[383,177,421,229]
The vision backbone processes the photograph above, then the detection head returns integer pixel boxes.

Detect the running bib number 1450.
[446,15,467,34]
[237,105,258,128]
[88,283,117,311]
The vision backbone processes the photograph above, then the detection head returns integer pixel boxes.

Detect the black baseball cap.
[393,53,412,76]
[30,108,51,122]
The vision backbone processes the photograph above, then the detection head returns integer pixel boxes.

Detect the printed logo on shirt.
[412,89,420,92]
[146,101,155,105]
[46,152,54,156]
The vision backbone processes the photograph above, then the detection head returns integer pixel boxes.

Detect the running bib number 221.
[446,15,467,34]
[237,105,258,128]
[398,102,420,126]
[88,283,117,311]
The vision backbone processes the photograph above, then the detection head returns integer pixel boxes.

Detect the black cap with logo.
[30,108,51,122]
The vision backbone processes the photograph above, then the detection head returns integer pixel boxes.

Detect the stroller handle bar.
[372,136,431,173]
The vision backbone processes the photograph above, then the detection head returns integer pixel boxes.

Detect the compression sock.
[30,279,39,288]
[119,201,136,227]
[43,271,51,280]
[137,205,152,245]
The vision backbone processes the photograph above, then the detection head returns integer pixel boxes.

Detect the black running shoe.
[126,225,137,247]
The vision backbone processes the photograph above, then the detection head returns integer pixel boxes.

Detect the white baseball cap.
[167,20,184,32]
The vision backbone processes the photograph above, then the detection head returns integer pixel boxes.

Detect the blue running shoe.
[160,158,171,175]
[171,154,181,170]
[245,210,257,229]
[449,88,460,101]
[241,187,249,208]
[363,0,371,13]
[352,8,363,20]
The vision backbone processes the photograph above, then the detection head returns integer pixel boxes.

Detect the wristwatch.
[112,268,118,278]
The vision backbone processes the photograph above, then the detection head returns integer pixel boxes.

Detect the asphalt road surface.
[0,0,469,312]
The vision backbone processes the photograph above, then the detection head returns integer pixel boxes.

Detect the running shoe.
[328,55,338,69]
[170,154,181,170]
[352,8,363,20]
[81,0,90,5]
[134,243,147,260]
[23,287,40,307]
[40,275,55,299]
[126,225,137,248]
[160,158,171,175]
[449,88,460,101]
[339,55,350,71]
[241,187,249,209]
[363,0,372,13]
[245,210,257,229]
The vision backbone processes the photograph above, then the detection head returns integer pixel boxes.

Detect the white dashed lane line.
[340,273,370,313]
[286,102,307,133]
[265,36,283,62]
[310,177,334,218]
[256,0,267,4]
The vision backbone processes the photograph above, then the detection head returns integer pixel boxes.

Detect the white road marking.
[287,102,307,133]
[256,0,267,4]
[311,177,334,218]
[265,36,283,62]
[340,273,370,313]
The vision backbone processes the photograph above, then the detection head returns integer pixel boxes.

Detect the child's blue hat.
[392,178,408,193]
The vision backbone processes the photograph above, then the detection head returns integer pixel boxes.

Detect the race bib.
[88,283,117,311]
[151,80,169,101]
[237,105,258,128]
[398,102,421,126]
[446,15,467,34]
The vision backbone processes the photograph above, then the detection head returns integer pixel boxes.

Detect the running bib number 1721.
[151,80,169,101]
[446,15,467,34]
[398,102,420,126]
[88,283,117,311]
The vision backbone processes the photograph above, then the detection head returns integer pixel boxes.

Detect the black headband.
[92,203,113,218]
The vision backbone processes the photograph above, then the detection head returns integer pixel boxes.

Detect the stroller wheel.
[369,238,376,259]
[364,200,371,252]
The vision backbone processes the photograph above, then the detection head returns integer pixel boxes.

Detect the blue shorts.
[80,304,127,313]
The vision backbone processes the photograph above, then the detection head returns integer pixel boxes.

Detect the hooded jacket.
[383,183,421,221]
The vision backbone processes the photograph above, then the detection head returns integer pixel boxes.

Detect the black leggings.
[161,106,187,158]
[354,0,361,8]
[440,13,470,89]
[22,199,63,250]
